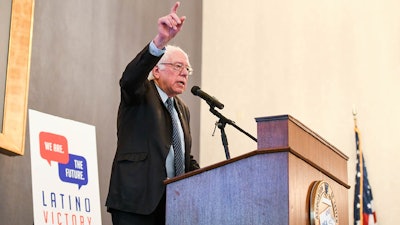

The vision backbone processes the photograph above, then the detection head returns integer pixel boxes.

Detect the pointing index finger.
[171,1,180,14]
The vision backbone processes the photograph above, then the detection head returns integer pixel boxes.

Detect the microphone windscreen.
[191,86,200,95]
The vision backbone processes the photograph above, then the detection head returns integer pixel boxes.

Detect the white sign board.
[29,109,102,225]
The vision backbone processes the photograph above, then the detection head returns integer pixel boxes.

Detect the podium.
[165,115,349,225]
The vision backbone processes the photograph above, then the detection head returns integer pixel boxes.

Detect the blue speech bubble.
[58,154,88,189]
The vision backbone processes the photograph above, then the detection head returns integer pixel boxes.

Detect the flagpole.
[353,107,363,224]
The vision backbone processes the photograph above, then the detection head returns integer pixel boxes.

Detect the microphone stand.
[209,106,257,160]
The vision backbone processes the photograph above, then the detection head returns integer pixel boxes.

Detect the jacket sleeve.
[119,44,163,105]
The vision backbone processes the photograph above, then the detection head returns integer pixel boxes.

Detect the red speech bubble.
[39,132,69,166]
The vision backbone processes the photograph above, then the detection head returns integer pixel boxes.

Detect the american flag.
[353,125,377,225]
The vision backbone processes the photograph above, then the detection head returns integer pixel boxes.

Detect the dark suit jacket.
[106,44,199,215]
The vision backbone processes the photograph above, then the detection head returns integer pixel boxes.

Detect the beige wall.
[201,0,400,224]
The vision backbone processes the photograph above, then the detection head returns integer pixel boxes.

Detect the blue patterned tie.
[166,98,185,176]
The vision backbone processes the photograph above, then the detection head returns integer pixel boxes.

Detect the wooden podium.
[165,115,349,225]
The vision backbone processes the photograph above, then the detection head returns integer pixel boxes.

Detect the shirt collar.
[155,83,172,105]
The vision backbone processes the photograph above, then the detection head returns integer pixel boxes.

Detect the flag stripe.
[353,124,377,225]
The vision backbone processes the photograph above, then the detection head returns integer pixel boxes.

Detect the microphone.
[191,86,224,109]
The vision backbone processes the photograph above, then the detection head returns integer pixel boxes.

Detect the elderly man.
[106,2,199,225]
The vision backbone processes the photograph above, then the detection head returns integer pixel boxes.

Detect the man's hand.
[153,2,186,49]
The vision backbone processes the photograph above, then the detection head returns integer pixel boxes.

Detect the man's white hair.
[148,45,190,80]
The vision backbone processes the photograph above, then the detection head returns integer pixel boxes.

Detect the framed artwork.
[0,0,35,155]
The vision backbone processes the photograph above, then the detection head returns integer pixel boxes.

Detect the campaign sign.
[29,110,102,225]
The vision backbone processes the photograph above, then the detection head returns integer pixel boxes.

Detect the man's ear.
[152,66,160,79]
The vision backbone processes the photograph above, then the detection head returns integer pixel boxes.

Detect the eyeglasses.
[159,62,193,75]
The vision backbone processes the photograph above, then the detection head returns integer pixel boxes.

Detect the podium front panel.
[166,152,290,225]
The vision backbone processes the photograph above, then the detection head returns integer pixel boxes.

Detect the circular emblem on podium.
[309,180,339,225]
